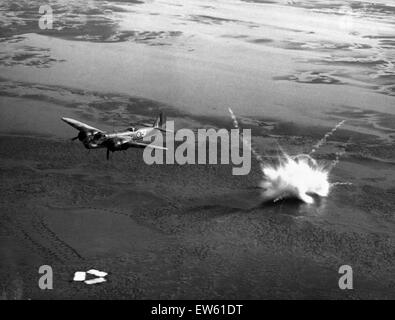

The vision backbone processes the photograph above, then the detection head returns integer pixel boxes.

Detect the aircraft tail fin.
[153,112,165,129]
[153,112,173,133]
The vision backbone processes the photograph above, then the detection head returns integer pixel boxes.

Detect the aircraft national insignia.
[136,131,144,138]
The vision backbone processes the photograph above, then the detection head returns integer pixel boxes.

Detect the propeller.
[104,137,126,161]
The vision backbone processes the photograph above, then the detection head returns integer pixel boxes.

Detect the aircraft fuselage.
[80,127,155,150]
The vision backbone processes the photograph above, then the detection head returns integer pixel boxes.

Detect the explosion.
[260,154,329,204]
[228,108,345,204]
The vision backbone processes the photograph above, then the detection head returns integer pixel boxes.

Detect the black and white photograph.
[0,0,394,302]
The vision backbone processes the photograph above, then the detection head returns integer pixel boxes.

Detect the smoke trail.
[331,182,353,186]
[330,149,346,169]
[330,137,352,170]
[228,108,347,204]
[310,120,346,155]
[228,107,240,129]
[228,108,266,172]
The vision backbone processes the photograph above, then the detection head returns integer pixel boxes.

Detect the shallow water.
[0,0,394,132]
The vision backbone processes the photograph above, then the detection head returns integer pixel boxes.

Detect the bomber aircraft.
[61,113,169,160]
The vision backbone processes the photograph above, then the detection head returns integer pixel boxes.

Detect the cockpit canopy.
[127,127,136,132]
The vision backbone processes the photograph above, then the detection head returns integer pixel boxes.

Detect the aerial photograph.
[0,0,394,301]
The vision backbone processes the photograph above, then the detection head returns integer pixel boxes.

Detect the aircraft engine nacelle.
[105,137,128,152]
[80,131,100,149]
[78,131,88,142]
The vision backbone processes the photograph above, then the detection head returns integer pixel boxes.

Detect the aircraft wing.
[128,141,168,150]
[61,117,104,133]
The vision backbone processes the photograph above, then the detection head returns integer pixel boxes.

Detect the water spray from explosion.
[228,108,346,204]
